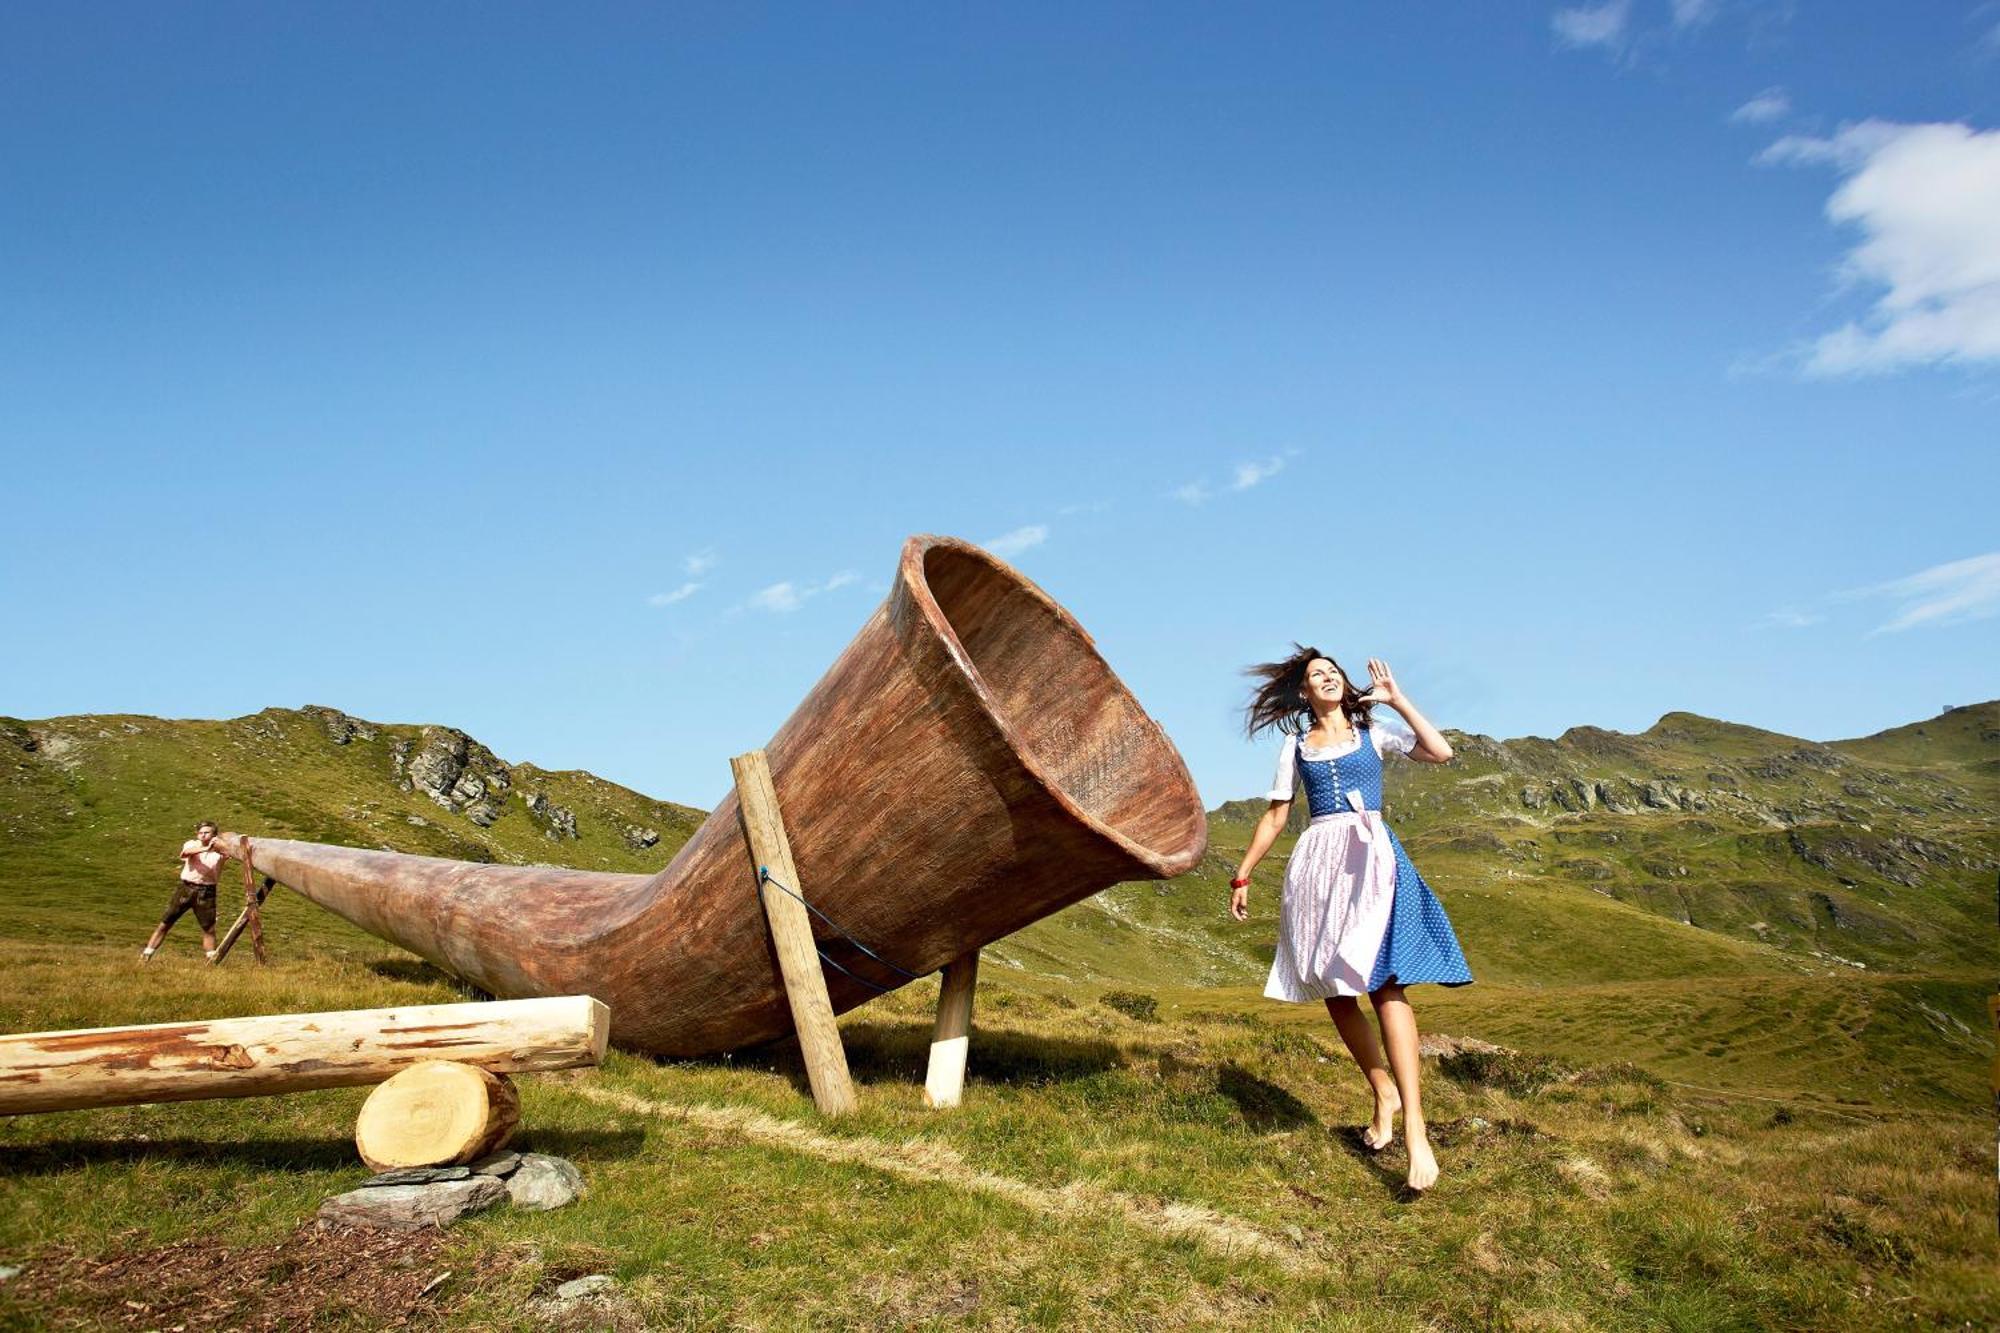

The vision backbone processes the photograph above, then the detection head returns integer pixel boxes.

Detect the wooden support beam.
[211,873,275,967]
[924,950,979,1109]
[0,995,609,1116]
[730,749,857,1117]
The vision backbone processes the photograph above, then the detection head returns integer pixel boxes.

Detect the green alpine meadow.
[0,701,1993,1329]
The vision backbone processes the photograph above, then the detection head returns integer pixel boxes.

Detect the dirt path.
[573,1084,1306,1269]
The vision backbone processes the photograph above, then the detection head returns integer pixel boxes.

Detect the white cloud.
[984,525,1048,559]
[1230,455,1287,492]
[1671,0,1718,29]
[749,582,801,613]
[1173,481,1210,506]
[1730,87,1790,125]
[1757,608,1823,629]
[1552,0,1631,50]
[745,571,861,614]
[1852,553,2000,633]
[648,582,701,607]
[1760,120,2000,375]
[684,548,719,577]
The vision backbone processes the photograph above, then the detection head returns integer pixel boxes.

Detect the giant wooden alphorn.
[220,535,1208,1058]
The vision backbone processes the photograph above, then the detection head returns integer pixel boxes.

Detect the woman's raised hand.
[1362,658,1402,706]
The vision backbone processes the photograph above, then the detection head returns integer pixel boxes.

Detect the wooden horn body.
[227,535,1208,1057]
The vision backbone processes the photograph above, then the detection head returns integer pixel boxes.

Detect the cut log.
[354,1060,521,1171]
[0,994,608,1116]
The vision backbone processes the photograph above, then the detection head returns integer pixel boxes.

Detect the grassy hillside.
[0,702,1993,1328]
[0,706,701,949]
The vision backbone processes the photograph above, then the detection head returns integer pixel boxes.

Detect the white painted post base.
[924,950,978,1109]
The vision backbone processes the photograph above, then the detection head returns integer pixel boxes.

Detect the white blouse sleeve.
[1265,734,1299,801]
[1372,712,1417,759]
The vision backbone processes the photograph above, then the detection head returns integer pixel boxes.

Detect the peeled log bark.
[354,1061,520,1171]
[0,995,608,1116]
[213,535,1209,1058]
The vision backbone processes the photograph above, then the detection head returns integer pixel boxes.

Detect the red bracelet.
[1230,876,1249,889]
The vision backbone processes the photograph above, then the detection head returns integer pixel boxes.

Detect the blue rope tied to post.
[757,866,924,994]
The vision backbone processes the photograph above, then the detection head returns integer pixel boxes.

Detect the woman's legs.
[1324,995,1401,1148]
[1370,982,1437,1190]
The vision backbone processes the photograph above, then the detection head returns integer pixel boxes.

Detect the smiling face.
[1303,657,1347,713]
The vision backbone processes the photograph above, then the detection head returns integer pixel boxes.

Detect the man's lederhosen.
[161,878,218,931]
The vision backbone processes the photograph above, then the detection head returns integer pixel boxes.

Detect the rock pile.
[316,1152,584,1232]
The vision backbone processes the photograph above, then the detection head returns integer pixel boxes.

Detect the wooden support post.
[212,872,274,967]
[730,749,857,1117]
[924,950,979,1109]
[0,995,609,1116]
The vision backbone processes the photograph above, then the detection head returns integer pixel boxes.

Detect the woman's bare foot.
[1405,1134,1438,1192]
[1360,1087,1401,1150]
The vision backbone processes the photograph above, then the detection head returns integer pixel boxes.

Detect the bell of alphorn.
[222,535,1208,1057]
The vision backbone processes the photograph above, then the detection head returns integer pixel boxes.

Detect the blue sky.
[3,3,1996,809]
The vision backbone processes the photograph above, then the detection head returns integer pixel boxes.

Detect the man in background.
[141,820,225,962]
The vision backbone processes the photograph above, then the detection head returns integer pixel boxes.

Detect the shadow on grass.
[0,1126,646,1176]
[680,1020,1124,1093]
[1215,1063,1317,1131]
[1326,1125,1420,1201]
[367,957,490,999]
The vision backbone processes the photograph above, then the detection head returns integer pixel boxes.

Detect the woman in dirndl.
[1228,646,1472,1192]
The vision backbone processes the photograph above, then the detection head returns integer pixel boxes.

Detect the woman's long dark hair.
[1242,643,1375,738]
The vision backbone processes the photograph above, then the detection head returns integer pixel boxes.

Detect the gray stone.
[465,798,506,828]
[470,1150,522,1177]
[0,1264,20,1282]
[1519,785,1546,811]
[1594,780,1638,814]
[1640,780,1679,810]
[408,728,472,810]
[505,1153,585,1211]
[358,1165,471,1188]
[318,1176,506,1231]
[303,706,376,745]
[623,824,661,849]
[554,1275,616,1301]
[1550,778,1594,812]
[524,792,580,841]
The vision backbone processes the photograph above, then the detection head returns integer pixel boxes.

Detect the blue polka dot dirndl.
[1263,721,1473,1001]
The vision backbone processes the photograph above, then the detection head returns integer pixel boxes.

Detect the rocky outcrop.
[1549,779,1595,812]
[302,706,376,746]
[622,824,660,849]
[406,728,514,817]
[524,791,579,840]
[1594,780,1638,814]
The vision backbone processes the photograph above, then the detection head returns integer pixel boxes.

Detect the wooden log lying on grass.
[355,1060,520,1171]
[0,995,609,1116]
